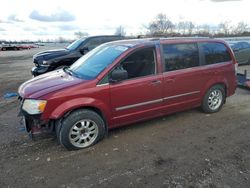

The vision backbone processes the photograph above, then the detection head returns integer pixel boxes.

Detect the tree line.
[144,13,250,37]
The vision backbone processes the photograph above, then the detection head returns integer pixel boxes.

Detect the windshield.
[69,44,128,80]
[66,37,87,51]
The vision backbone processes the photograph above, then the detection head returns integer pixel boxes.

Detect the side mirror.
[110,69,128,83]
[80,47,89,55]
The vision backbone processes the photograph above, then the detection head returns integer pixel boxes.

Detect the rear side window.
[104,36,123,42]
[162,43,199,71]
[82,37,122,50]
[84,38,104,50]
[200,42,231,65]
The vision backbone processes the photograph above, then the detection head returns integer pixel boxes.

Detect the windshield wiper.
[63,67,84,78]
[63,67,72,76]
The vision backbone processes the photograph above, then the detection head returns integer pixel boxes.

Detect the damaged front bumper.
[19,112,53,137]
[18,99,53,137]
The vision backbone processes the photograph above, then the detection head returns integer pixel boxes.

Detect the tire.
[55,120,62,144]
[201,85,225,113]
[59,109,106,150]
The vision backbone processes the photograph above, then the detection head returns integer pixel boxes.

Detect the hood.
[19,69,84,99]
[34,49,70,61]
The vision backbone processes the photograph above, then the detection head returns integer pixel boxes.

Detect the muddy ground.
[0,47,250,188]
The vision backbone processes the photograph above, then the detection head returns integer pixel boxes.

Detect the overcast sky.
[0,0,248,41]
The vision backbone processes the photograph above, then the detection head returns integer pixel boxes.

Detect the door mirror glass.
[80,47,89,55]
[110,69,128,83]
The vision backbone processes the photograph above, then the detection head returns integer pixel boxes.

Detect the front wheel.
[59,109,106,150]
[201,85,225,113]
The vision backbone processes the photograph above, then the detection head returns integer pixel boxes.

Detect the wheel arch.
[47,98,111,132]
[68,106,108,128]
[202,79,228,100]
[201,81,227,108]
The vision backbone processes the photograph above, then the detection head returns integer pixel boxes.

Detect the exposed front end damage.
[18,97,54,137]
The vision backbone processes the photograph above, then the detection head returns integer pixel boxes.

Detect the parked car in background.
[31,35,125,76]
[19,38,237,150]
[0,44,21,51]
[0,44,37,51]
[19,44,36,49]
[230,41,250,65]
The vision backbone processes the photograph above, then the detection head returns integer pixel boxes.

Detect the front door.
[109,47,163,126]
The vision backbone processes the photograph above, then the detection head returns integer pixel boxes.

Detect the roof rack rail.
[137,35,213,40]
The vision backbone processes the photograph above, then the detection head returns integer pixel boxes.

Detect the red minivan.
[18,38,237,150]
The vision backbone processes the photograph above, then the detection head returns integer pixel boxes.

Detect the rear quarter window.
[200,42,231,65]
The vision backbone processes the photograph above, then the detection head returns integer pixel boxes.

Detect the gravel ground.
[0,47,250,188]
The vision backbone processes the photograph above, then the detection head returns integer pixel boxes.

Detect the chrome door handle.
[165,79,175,84]
[151,80,161,84]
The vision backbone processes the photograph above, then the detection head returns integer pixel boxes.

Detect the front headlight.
[22,99,47,115]
[42,60,48,65]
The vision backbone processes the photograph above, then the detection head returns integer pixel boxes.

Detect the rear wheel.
[59,109,106,150]
[202,85,225,113]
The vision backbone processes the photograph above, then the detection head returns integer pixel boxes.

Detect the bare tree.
[74,31,89,39]
[147,13,174,35]
[176,21,194,35]
[198,24,211,35]
[177,21,186,34]
[115,26,126,36]
[186,21,195,35]
[218,21,232,36]
[233,22,248,35]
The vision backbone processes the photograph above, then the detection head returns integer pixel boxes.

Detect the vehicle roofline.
[104,37,229,48]
[80,35,125,40]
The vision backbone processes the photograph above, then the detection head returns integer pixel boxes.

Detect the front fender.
[42,97,111,124]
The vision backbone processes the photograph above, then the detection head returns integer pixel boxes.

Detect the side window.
[200,42,231,65]
[103,36,121,43]
[98,37,111,44]
[163,43,199,72]
[83,38,103,50]
[112,48,156,80]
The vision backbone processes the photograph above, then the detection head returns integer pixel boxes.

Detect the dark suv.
[31,35,124,76]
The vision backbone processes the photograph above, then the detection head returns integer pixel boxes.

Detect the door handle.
[151,80,161,85]
[165,79,175,84]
